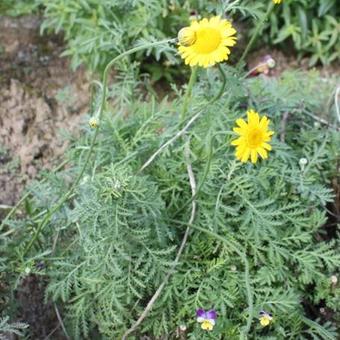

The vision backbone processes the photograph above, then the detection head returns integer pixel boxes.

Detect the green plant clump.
[268,0,339,66]
[1,60,339,339]
[1,1,340,338]
[2,0,339,73]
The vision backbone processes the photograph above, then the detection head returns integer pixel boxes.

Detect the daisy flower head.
[273,0,282,4]
[231,109,274,164]
[259,310,273,327]
[178,16,237,68]
[196,309,217,331]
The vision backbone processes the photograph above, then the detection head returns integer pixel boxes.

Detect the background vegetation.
[2,0,339,74]
[0,0,339,339]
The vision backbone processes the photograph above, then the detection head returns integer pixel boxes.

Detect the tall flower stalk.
[180,66,198,124]
[22,38,176,257]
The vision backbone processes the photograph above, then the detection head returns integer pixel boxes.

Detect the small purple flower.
[196,309,217,331]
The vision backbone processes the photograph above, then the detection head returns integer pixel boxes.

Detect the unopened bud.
[331,275,337,285]
[299,158,308,167]
[267,58,275,68]
[179,324,187,331]
[230,265,237,272]
[89,117,99,128]
[178,27,196,47]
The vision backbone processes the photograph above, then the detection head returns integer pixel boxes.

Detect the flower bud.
[178,27,196,47]
[179,324,187,331]
[299,158,308,171]
[265,57,276,69]
[89,117,99,128]
[299,158,308,167]
[230,265,237,272]
[331,275,337,285]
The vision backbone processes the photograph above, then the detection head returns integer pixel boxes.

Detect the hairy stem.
[23,38,176,257]
[139,64,227,172]
[180,66,198,124]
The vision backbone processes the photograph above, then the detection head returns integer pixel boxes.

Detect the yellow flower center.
[201,320,214,331]
[247,128,264,148]
[193,27,221,54]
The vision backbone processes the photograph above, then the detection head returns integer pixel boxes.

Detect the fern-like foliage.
[1,67,339,339]
[0,317,28,339]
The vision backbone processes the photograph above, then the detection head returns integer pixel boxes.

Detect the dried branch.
[335,86,340,124]
[280,111,289,142]
[139,110,203,172]
[53,304,70,340]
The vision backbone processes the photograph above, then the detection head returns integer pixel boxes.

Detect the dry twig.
[280,111,290,142]
[53,303,70,340]
[139,110,203,172]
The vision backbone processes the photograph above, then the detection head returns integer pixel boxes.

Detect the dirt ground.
[0,15,90,208]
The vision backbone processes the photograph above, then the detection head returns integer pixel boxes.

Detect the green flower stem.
[23,38,176,257]
[238,2,274,66]
[189,224,254,337]
[213,64,227,103]
[180,66,198,124]
[139,64,227,173]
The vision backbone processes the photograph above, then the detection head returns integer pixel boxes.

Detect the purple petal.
[196,309,206,318]
[206,309,217,320]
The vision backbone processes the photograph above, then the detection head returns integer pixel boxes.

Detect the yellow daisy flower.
[178,16,237,68]
[231,110,274,164]
[273,0,282,4]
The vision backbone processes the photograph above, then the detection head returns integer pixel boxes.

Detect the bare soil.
[0,15,90,207]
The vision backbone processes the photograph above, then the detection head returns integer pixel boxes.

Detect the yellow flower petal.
[257,148,268,159]
[241,149,250,162]
[259,116,269,129]
[251,150,258,163]
[231,137,243,146]
[201,320,214,331]
[247,109,260,125]
[263,143,272,151]
[233,127,243,134]
[236,118,248,129]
